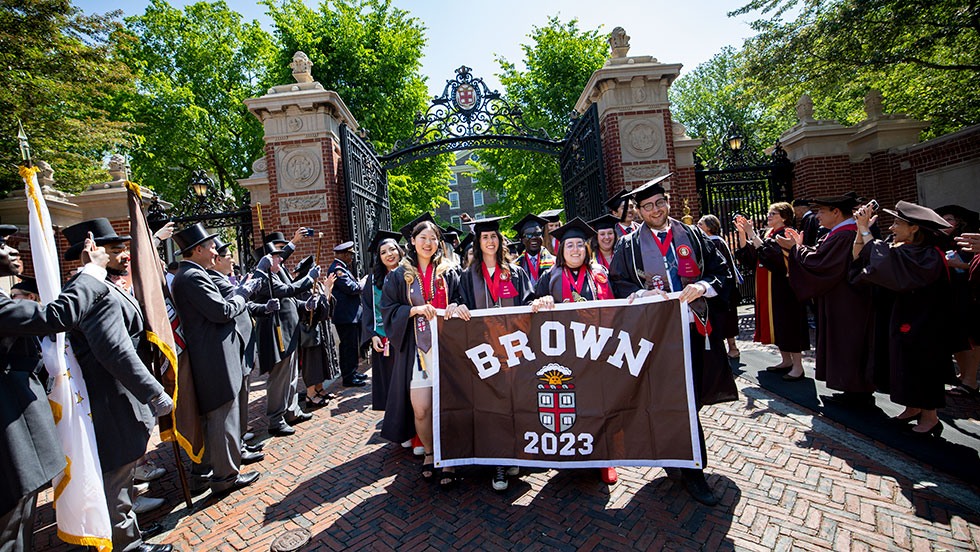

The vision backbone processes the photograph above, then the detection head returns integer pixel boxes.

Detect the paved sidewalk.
[34,352,980,551]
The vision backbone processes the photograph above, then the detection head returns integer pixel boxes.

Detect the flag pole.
[256,204,285,353]
[309,231,323,325]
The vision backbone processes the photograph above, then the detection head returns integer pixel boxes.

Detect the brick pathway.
[35,351,980,551]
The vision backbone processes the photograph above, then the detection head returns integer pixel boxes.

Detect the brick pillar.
[242,58,359,268]
[575,30,700,218]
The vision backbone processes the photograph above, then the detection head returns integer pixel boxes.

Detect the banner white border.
[432,292,702,469]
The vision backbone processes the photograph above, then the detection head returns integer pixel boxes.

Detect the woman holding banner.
[458,216,535,492]
[530,217,620,485]
[380,215,469,488]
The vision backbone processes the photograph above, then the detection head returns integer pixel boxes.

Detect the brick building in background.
[433,151,499,229]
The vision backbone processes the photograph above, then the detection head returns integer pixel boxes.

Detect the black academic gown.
[460,262,534,309]
[735,228,810,353]
[850,242,952,409]
[361,273,396,411]
[379,263,462,444]
[787,226,875,393]
[609,220,739,408]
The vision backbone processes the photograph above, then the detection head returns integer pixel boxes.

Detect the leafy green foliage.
[731,0,980,138]
[263,0,450,229]
[471,16,608,230]
[114,0,277,202]
[0,0,134,194]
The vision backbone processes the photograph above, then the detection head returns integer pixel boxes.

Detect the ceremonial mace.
[256,203,286,353]
[309,231,324,326]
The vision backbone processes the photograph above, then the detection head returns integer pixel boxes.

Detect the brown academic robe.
[851,242,952,409]
[787,225,875,393]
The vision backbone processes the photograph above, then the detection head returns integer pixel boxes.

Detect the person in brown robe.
[777,192,875,405]
[850,201,953,436]
[734,203,810,380]
[936,205,980,396]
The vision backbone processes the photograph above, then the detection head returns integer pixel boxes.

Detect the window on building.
[451,215,461,227]
[473,189,484,207]
[474,212,484,220]
[470,175,479,185]
[449,191,459,210]
[448,173,457,187]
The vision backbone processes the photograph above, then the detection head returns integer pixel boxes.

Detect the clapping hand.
[956,233,980,253]
[775,228,803,250]
[322,272,337,296]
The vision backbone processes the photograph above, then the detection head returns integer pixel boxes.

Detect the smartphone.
[869,200,879,212]
[303,227,315,237]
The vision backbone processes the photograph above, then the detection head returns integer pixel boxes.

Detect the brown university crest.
[536,364,576,433]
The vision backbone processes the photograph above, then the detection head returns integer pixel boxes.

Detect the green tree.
[0,0,134,194]
[471,17,608,228]
[263,0,450,229]
[669,47,790,164]
[732,0,980,138]
[113,0,277,202]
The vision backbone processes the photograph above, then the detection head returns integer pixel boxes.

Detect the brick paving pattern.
[34,344,980,551]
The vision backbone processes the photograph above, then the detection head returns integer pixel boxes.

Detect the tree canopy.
[469,17,608,229]
[0,0,134,194]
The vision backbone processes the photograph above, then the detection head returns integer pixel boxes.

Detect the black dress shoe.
[212,472,261,496]
[269,425,295,436]
[342,379,367,387]
[353,373,367,381]
[138,544,173,552]
[140,522,164,540]
[242,431,255,442]
[681,469,720,506]
[287,411,313,425]
[241,450,265,464]
[244,442,265,453]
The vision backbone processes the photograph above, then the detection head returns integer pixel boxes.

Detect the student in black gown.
[589,214,620,271]
[380,216,468,487]
[360,230,403,412]
[532,217,620,486]
[457,216,534,492]
[850,201,953,436]
[699,214,744,361]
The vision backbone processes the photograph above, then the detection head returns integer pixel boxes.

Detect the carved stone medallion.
[620,116,666,161]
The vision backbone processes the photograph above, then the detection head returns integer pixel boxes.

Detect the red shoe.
[600,467,618,484]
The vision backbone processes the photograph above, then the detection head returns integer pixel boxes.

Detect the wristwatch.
[860,231,871,237]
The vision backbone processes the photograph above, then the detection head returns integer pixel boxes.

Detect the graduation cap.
[883,201,952,233]
[588,214,620,232]
[605,188,632,212]
[398,212,436,241]
[511,213,548,236]
[538,209,564,223]
[368,230,402,254]
[456,233,474,256]
[471,215,508,236]
[443,224,463,244]
[551,217,596,243]
[935,205,980,229]
[808,191,861,212]
[624,173,672,204]
[506,239,522,256]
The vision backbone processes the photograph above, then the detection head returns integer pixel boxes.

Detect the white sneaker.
[505,466,520,477]
[412,446,425,457]
[133,481,150,496]
[492,466,509,491]
[132,496,165,514]
[134,461,165,482]
[401,440,413,448]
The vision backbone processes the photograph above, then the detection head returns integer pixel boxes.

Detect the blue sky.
[75,0,761,96]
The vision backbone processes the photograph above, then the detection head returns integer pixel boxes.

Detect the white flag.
[21,165,113,551]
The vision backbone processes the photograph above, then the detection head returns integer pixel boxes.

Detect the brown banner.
[434,297,701,469]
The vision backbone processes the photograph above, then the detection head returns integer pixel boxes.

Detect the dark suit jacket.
[69,280,164,472]
[328,259,362,324]
[0,273,108,516]
[208,270,266,377]
[171,261,247,413]
[252,268,313,373]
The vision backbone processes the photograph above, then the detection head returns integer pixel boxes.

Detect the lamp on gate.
[190,170,212,200]
[726,125,744,152]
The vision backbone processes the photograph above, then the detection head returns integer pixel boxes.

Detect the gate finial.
[609,27,630,58]
[291,51,314,84]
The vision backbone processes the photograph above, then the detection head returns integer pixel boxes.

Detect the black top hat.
[538,209,564,223]
[368,230,402,254]
[213,236,231,254]
[251,242,289,262]
[511,214,548,235]
[333,241,355,253]
[399,212,436,241]
[172,223,218,257]
[11,276,38,295]
[263,232,288,245]
[934,205,980,230]
[63,218,131,261]
[293,255,315,279]
[551,217,596,243]
[0,224,18,239]
[471,216,508,236]
[624,173,672,204]
[809,191,861,212]
[588,214,620,231]
[883,201,952,233]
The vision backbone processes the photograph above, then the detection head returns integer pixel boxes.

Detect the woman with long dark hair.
[589,214,619,271]
[531,217,618,485]
[458,217,534,492]
[380,214,468,487]
[850,201,952,436]
[360,230,403,412]
[734,203,811,380]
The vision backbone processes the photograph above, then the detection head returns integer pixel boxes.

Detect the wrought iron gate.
[340,123,392,277]
[695,137,793,303]
[559,103,607,222]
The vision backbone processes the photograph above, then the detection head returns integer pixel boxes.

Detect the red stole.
[826,223,858,239]
[559,266,612,302]
[419,263,447,308]
[596,250,612,270]
[524,252,540,282]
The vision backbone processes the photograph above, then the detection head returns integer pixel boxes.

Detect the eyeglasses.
[638,199,669,212]
[523,231,543,238]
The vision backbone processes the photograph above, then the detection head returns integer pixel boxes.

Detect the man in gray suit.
[62,219,174,552]
[0,225,112,552]
[170,224,263,497]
